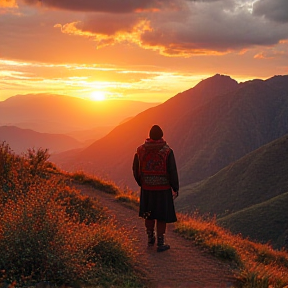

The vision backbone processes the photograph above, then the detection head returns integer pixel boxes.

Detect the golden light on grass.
[90,91,106,101]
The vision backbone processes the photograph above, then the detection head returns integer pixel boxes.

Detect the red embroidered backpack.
[137,139,171,190]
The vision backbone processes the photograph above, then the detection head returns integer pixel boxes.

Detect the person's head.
[149,125,163,140]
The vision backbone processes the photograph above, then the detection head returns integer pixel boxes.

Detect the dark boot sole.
[157,245,170,252]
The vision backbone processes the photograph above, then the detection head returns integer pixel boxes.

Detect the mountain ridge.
[52,74,288,190]
[176,133,288,248]
[218,191,288,249]
[0,125,84,154]
[0,94,160,134]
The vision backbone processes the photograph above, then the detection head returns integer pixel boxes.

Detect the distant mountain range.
[52,74,288,189]
[0,126,84,154]
[0,94,159,137]
[48,73,288,248]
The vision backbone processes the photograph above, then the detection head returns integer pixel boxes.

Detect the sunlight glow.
[90,91,106,101]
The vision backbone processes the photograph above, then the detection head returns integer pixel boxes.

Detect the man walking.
[133,125,179,252]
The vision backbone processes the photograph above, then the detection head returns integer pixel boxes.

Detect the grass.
[69,171,140,209]
[69,170,288,287]
[174,213,288,288]
[0,143,146,288]
[217,191,288,249]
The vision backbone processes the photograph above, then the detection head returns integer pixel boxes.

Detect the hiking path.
[76,184,238,288]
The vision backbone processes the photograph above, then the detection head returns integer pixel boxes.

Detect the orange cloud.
[51,0,288,58]
[55,19,153,50]
[138,41,230,58]
[0,0,18,13]
[55,15,229,58]
[2,0,288,66]
[254,52,273,59]
[8,0,287,58]
[254,47,288,60]
[0,0,17,8]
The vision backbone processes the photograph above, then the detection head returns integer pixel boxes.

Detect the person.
[132,125,179,252]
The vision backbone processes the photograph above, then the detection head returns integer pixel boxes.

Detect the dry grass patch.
[175,213,288,288]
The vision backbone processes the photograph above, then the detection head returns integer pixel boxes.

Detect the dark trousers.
[145,219,166,237]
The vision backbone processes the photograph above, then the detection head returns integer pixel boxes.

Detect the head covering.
[149,125,163,140]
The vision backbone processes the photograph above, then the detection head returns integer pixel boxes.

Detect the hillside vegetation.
[218,191,288,248]
[70,170,288,288]
[177,134,288,249]
[1,143,288,287]
[175,214,288,288]
[0,143,144,288]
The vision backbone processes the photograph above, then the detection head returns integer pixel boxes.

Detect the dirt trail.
[77,184,237,288]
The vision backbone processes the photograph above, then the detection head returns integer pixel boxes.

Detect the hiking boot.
[147,231,155,246]
[157,236,170,252]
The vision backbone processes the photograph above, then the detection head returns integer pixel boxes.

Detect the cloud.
[253,40,288,59]
[137,0,288,56]
[253,0,288,23]
[79,13,141,35]
[55,0,288,57]
[55,15,152,50]
[2,0,288,61]
[0,0,18,8]
[22,0,175,13]
[0,0,18,14]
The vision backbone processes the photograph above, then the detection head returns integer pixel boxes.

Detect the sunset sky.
[0,0,287,103]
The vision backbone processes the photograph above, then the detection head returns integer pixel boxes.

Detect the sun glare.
[90,91,106,101]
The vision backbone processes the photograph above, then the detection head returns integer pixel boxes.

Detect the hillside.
[218,192,288,249]
[0,94,159,135]
[52,74,288,190]
[0,126,84,154]
[65,126,114,143]
[1,143,287,287]
[176,134,288,248]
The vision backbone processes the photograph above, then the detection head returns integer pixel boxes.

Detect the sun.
[90,91,106,101]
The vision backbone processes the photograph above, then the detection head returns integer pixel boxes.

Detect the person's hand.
[172,191,178,200]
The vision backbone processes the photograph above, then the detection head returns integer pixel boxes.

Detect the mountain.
[218,192,288,249]
[51,74,238,185]
[0,126,84,154]
[65,126,115,143]
[51,74,288,190]
[175,134,288,248]
[176,133,288,214]
[0,94,159,135]
[176,134,288,248]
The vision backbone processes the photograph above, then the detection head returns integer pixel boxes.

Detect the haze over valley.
[0,95,159,152]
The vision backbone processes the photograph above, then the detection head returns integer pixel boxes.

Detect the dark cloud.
[23,0,174,13]
[6,0,288,59]
[80,13,140,35]
[253,0,288,23]
[137,0,288,56]
[53,0,288,56]
[187,0,220,2]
